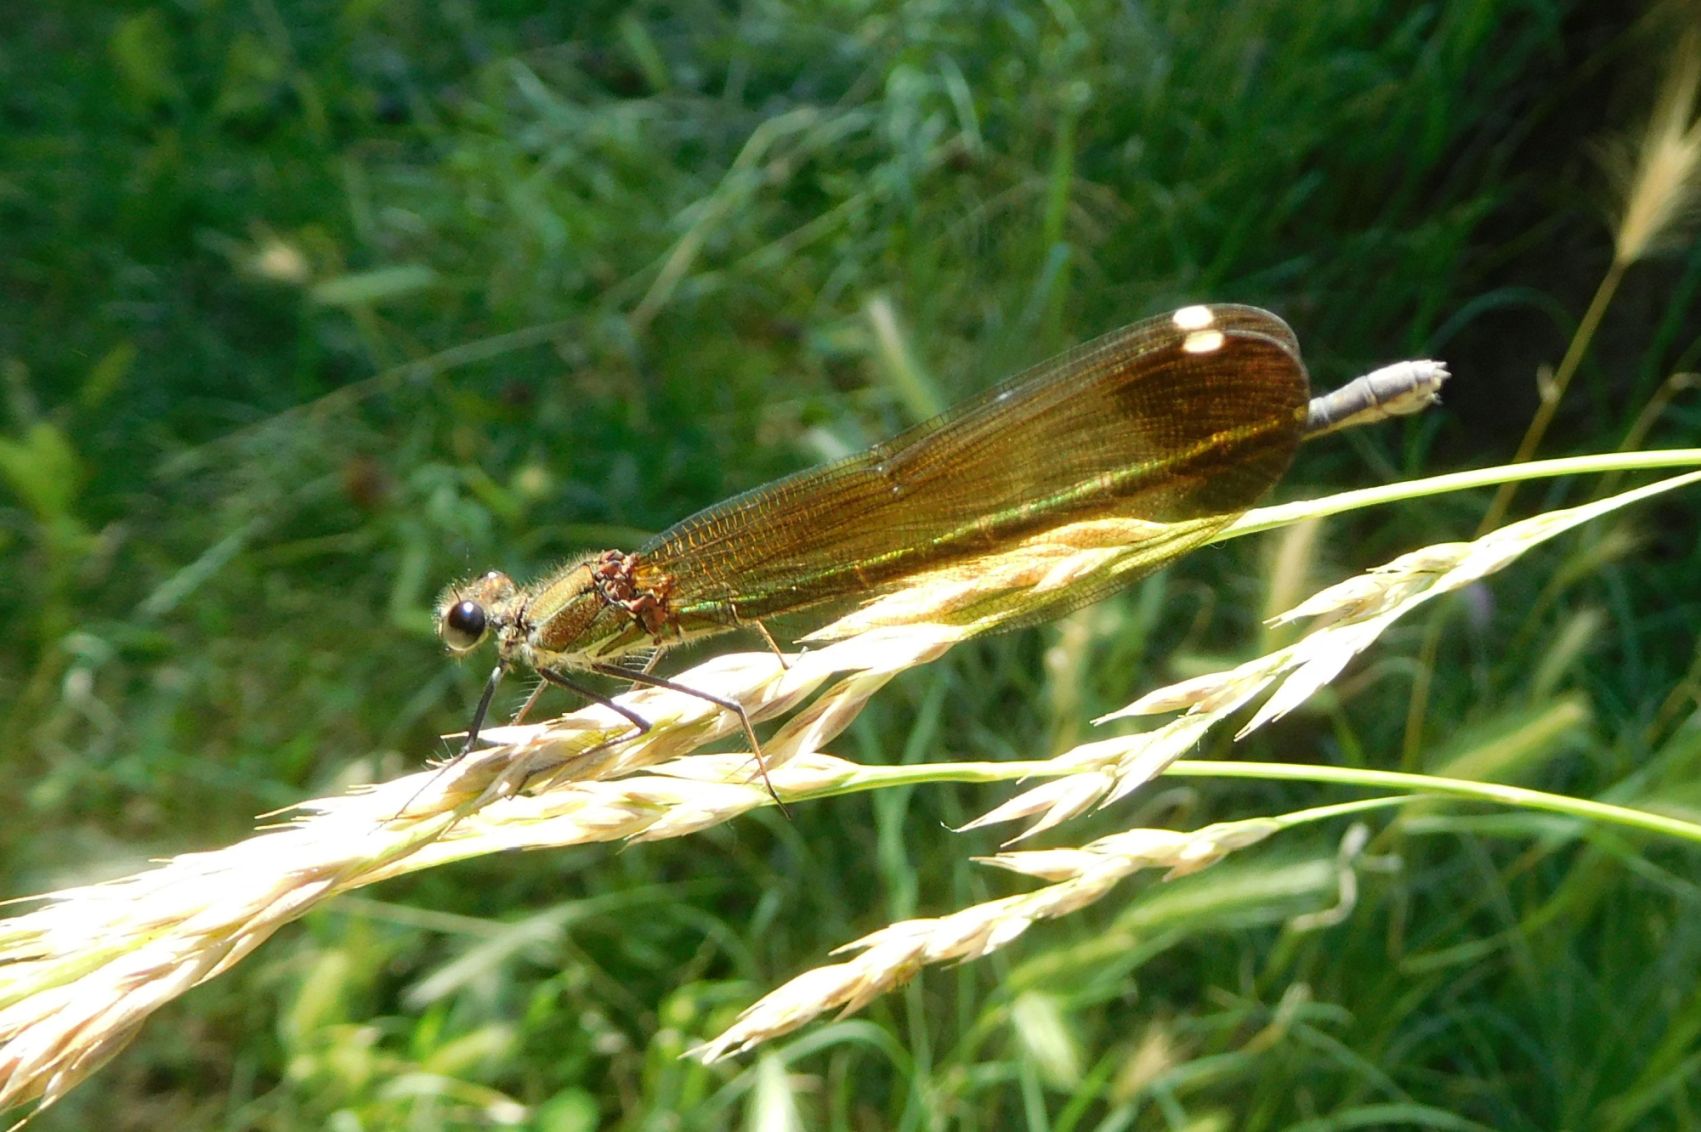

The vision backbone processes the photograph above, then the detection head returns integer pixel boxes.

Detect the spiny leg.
[493,666,657,795]
[389,659,508,821]
[510,679,550,728]
[590,661,789,816]
[748,617,789,670]
[535,666,652,738]
[726,601,790,672]
[458,660,509,756]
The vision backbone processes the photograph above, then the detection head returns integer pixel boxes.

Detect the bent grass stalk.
[2,452,1700,1119]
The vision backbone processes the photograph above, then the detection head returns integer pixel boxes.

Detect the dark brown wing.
[643,304,1310,630]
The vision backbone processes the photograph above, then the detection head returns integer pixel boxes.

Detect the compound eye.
[440,600,489,652]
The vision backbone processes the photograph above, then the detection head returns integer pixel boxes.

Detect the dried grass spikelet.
[686,816,1287,1063]
[6,467,1701,1118]
[1483,24,1701,533]
[2,513,1220,1120]
[1603,22,1701,266]
[682,467,1701,1061]
[0,626,962,1123]
[962,468,1701,841]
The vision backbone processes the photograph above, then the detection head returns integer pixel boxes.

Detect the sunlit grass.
[3,1,1699,1129]
[6,452,1701,1124]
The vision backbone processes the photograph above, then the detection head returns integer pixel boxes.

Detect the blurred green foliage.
[3,1,1699,1128]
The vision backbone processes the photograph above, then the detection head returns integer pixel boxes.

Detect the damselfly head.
[437,570,518,653]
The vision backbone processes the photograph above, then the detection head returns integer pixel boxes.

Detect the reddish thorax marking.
[590,550,677,642]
